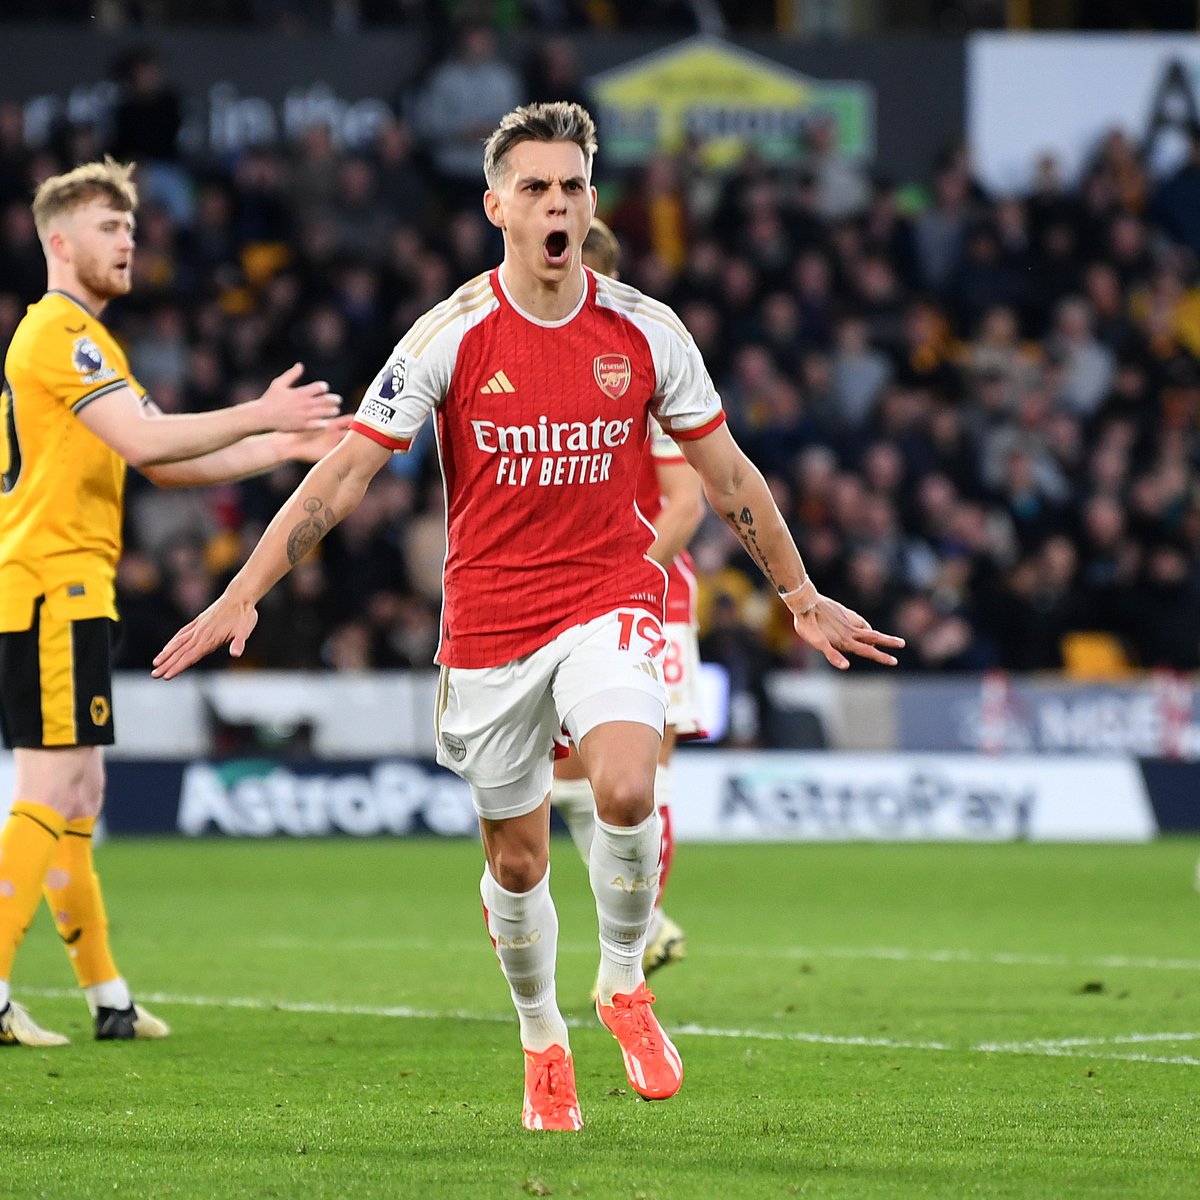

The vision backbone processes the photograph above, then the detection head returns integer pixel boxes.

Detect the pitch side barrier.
[0,672,1192,838]
[0,749,1176,841]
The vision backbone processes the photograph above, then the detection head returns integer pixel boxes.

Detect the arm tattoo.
[287,496,337,565]
[723,505,784,593]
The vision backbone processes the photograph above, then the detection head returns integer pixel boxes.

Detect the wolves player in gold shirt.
[0,158,344,1045]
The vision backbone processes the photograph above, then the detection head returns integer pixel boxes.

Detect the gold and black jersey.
[0,290,145,633]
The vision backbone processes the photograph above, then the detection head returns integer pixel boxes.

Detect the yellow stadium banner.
[589,36,873,169]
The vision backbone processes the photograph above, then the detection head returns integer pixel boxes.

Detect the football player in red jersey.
[551,218,702,993]
[154,102,903,1132]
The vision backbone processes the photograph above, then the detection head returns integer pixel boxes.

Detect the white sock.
[85,977,132,1013]
[589,810,661,1004]
[551,776,595,863]
[480,865,568,1053]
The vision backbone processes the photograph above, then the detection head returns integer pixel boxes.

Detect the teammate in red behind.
[153,103,903,1131]
[551,218,703,992]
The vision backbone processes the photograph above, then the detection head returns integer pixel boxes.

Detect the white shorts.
[435,609,669,820]
[663,620,705,738]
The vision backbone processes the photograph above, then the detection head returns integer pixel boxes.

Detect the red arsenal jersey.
[636,418,699,627]
[350,267,724,668]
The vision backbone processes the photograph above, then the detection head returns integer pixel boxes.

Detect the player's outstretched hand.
[792,594,905,671]
[255,363,342,433]
[152,593,259,680]
[280,414,354,463]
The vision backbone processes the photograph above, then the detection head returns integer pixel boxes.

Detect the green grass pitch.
[4,835,1200,1198]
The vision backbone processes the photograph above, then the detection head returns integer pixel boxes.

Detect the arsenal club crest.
[594,354,632,400]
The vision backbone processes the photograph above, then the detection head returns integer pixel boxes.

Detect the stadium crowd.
[3,38,1200,695]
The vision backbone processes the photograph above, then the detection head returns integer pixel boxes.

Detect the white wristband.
[781,577,819,616]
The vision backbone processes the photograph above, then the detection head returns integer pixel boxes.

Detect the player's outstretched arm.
[78,363,341,468]
[152,432,393,679]
[678,423,905,670]
[139,415,354,488]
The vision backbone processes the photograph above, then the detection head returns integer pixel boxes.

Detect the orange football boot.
[522,1044,583,1131]
[596,982,683,1100]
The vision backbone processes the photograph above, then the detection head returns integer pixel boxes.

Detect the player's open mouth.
[543,231,569,266]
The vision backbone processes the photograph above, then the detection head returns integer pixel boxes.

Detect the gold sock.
[0,801,67,981]
[43,817,119,989]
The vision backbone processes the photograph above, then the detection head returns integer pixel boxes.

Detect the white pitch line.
[1078,1053,1200,1066]
[673,1022,952,1051]
[22,987,505,1025]
[768,946,1200,972]
[250,937,1200,973]
[978,1032,1200,1051]
[19,987,1200,1067]
[973,1046,1200,1067]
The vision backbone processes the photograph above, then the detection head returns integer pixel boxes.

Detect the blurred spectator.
[756,290,806,375]
[1024,218,1082,334]
[412,23,523,204]
[1151,127,1200,256]
[610,157,691,275]
[698,590,779,746]
[523,36,592,110]
[290,304,359,399]
[892,591,993,672]
[288,124,341,218]
[0,200,45,304]
[129,304,190,391]
[231,149,292,244]
[0,103,30,208]
[185,182,238,280]
[1126,540,1200,670]
[325,156,393,258]
[807,116,870,222]
[108,47,192,225]
[741,377,817,478]
[252,559,336,670]
[1077,492,1140,632]
[892,298,961,396]
[1094,128,1148,215]
[913,163,972,293]
[990,536,1085,669]
[1107,212,1154,288]
[949,223,1022,331]
[830,315,891,431]
[1048,296,1115,417]
[373,118,432,227]
[112,552,180,671]
[323,619,375,671]
[850,252,905,347]
[791,249,836,347]
[1082,261,1140,357]
[1129,264,1200,360]
[991,443,1068,551]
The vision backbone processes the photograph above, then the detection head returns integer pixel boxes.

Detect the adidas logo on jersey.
[480,370,515,395]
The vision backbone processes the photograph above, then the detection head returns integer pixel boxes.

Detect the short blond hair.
[32,157,137,243]
[483,102,597,190]
[583,218,620,278]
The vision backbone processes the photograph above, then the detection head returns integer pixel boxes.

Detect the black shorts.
[0,598,115,749]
